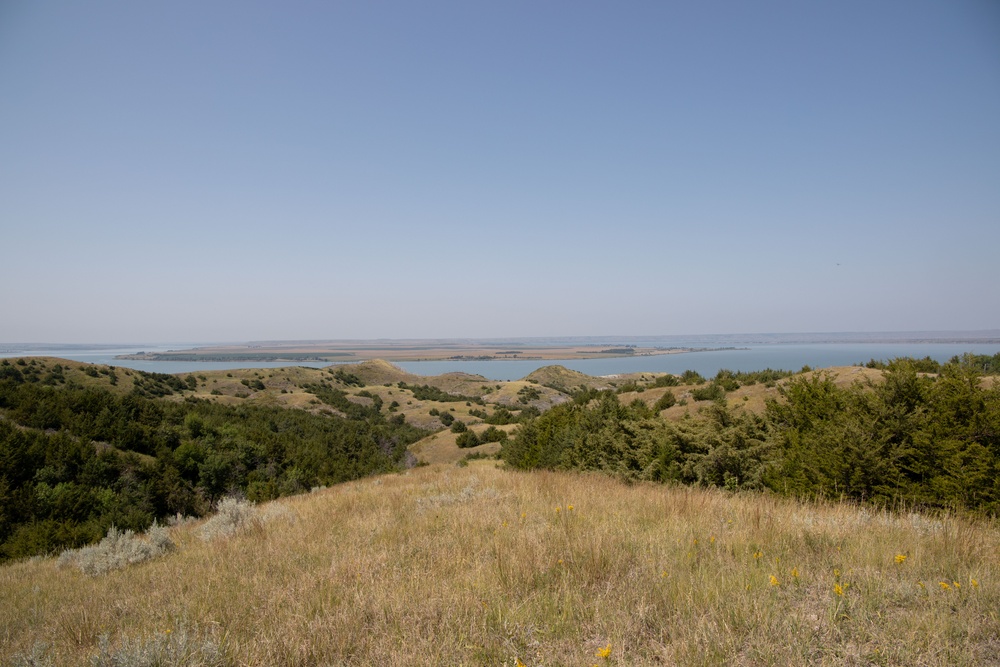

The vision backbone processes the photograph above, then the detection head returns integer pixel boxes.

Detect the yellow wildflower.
[791,567,799,579]
[971,578,979,589]
[596,643,612,659]
[516,658,526,667]
[710,535,716,544]
[769,575,780,587]
[953,581,961,589]
[834,583,844,597]
[753,551,762,561]
[661,570,669,578]
[567,504,574,511]
[939,581,950,590]
[833,568,841,579]
[555,506,561,513]
[894,554,907,565]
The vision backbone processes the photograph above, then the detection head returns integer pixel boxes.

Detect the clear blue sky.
[2,1,998,343]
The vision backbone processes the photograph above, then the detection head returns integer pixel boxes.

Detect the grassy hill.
[2,461,996,666]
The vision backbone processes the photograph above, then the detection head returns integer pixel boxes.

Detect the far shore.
[115,342,743,364]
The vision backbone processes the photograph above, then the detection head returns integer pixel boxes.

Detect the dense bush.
[653,391,677,411]
[332,368,364,387]
[397,382,483,404]
[690,383,727,402]
[479,426,508,443]
[653,374,680,388]
[503,359,1000,515]
[681,370,705,385]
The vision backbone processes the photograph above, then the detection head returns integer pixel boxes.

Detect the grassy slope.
[2,462,996,666]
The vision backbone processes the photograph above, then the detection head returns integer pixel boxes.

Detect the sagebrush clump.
[197,498,261,541]
[57,523,174,576]
[90,625,226,667]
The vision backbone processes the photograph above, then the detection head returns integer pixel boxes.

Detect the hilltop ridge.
[2,462,997,665]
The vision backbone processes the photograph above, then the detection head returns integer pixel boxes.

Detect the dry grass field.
[3,462,997,666]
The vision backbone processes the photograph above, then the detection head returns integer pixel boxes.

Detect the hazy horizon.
[4,329,1000,350]
[2,1,998,343]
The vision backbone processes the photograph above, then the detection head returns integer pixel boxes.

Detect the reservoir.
[3,342,998,381]
[395,343,1000,380]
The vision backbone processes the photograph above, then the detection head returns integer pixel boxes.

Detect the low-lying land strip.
[115,340,709,362]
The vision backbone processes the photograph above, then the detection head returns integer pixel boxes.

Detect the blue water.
[0,346,330,374]
[395,343,1000,380]
[3,342,998,381]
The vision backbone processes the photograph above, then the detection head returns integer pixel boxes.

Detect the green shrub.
[332,368,364,387]
[653,374,680,387]
[479,426,508,443]
[455,431,480,449]
[654,391,676,411]
[681,370,705,385]
[517,386,541,404]
[691,383,726,402]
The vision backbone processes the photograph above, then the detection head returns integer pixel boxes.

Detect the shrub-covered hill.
[0,355,574,561]
[1,462,998,666]
[0,358,431,562]
[502,359,1000,515]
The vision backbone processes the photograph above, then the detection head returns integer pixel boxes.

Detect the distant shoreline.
[99,332,1000,364]
[4,331,999,354]
[114,345,746,364]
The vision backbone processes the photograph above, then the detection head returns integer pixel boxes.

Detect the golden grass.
[408,424,516,465]
[3,463,997,666]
